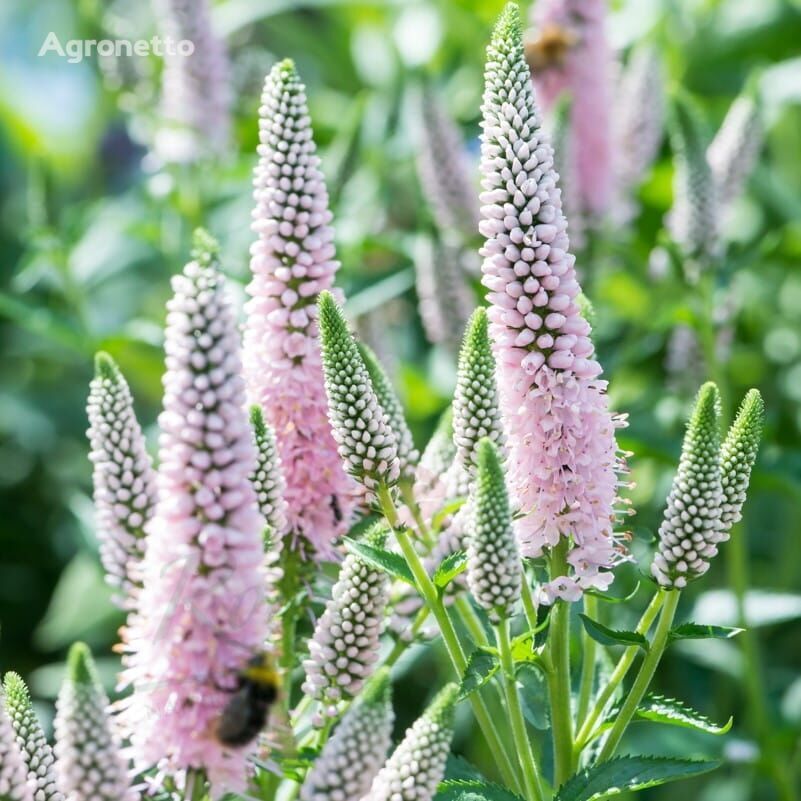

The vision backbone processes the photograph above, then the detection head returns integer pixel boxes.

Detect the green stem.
[378,485,522,792]
[496,619,546,801]
[383,605,431,667]
[574,591,664,750]
[521,577,540,633]
[548,541,574,789]
[575,593,599,732]
[597,590,680,762]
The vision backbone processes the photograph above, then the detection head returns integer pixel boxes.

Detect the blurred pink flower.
[243,59,356,558]
[527,0,615,217]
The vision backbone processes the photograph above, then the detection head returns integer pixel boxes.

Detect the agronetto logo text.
[38,32,195,64]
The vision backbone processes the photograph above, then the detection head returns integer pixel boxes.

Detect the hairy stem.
[496,619,546,801]
[574,591,664,751]
[575,593,599,732]
[548,540,574,789]
[596,590,680,761]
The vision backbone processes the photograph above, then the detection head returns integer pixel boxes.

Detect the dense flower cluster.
[651,383,723,589]
[466,439,521,621]
[453,308,506,476]
[3,673,63,801]
[303,524,390,720]
[243,58,356,557]
[319,292,400,497]
[359,343,419,482]
[363,684,458,801]
[720,389,764,530]
[414,239,475,353]
[1,687,35,801]
[86,352,156,607]
[668,94,719,262]
[122,234,267,793]
[249,404,288,535]
[417,85,479,240]
[527,0,615,217]
[54,644,137,801]
[153,0,231,162]
[614,45,665,217]
[480,4,627,602]
[708,93,762,217]
[300,671,393,801]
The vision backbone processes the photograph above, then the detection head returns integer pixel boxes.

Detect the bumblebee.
[524,23,578,73]
[215,653,280,746]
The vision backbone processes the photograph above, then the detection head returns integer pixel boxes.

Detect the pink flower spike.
[480,5,628,601]
[526,0,616,217]
[243,59,357,558]
[122,232,267,796]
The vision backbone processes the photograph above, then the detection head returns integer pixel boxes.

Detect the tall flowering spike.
[54,644,137,801]
[466,439,522,622]
[720,389,764,533]
[363,683,458,801]
[453,308,505,476]
[526,0,616,217]
[153,0,231,162]
[3,673,63,801]
[414,239,475,353]
[417,85,480,240]
[652,383,723,590]
[358,343,419,482]
[614,45,665,208]
[480,4,627,603]
[300,670,394,801]
[86,352,156,608]
[707,92,762,216]
[123,232,267,794]
[0,688,35,801]
[243,58,356,557]
[302,523,391,721]
[668,93,719,262]
[249,405,288,534]
[318,292,400,496]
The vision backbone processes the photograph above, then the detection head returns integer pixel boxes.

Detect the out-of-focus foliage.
[1,0,801,798]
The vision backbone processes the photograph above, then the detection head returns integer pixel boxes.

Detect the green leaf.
[342,537,415,585]
[667,622,744,644]
[586,582,641,604]
[554,756,720,801]
[436,779,524,801]
[579,615,649,651]
[459,648,499,699]
[517,663,550,730]
[433,550,468,588]
[635,695,733,735]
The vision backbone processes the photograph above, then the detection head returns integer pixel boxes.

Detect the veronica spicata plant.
[1,8,768,801]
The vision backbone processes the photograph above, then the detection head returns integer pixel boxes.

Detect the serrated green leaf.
[434,550,468,588]
[579,615,649,651]
[554,756,720,801]
[436,778,524,801]
[668,622,744,644]
[635,695,733,735]
[459,648,499,699]
[343,537,415,585]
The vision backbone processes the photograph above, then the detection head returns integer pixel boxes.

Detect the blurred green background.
[1,0,801,799]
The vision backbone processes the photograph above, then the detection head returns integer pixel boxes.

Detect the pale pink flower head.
[526,0,615,217]
[480,5,628,602]
[123,233,267,796]
[153,0,231,162]
[243,59,356,558]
